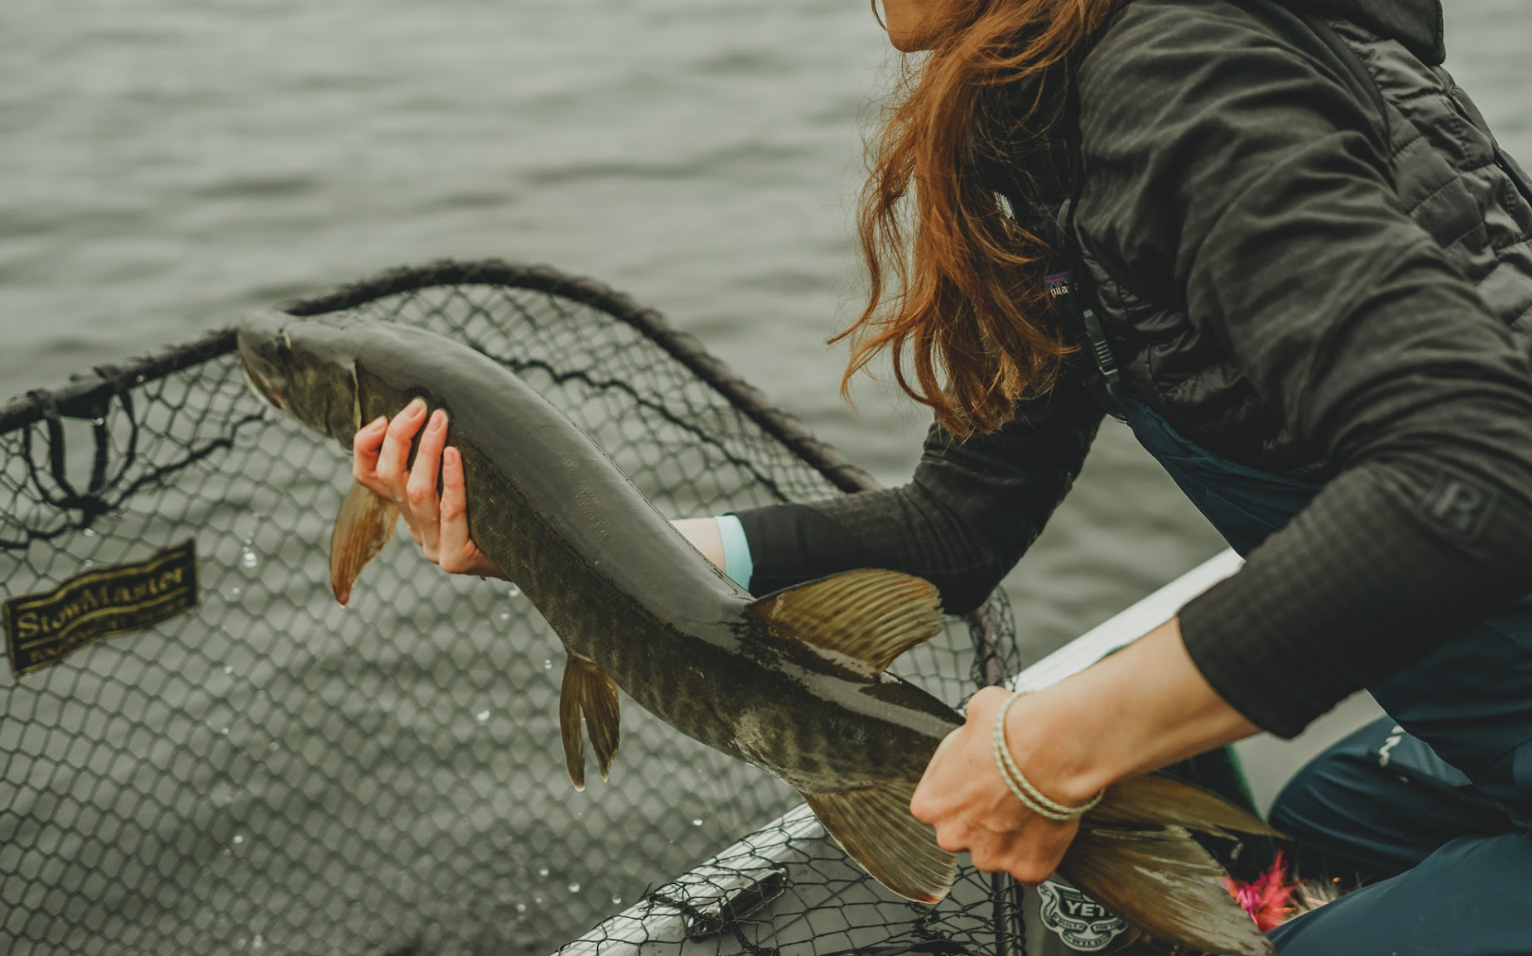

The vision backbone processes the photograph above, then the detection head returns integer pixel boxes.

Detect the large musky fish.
[237,311,1278,955]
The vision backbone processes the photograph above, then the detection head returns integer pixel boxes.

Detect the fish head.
[236,311,362,444]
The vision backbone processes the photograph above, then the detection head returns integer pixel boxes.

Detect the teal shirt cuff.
[715,514,753,591]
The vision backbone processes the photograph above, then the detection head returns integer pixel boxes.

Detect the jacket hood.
[1281,0,1446,64]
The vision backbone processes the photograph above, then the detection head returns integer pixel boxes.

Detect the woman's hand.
[351,398,507,579]
[911,620,1264,885]
[910,685,1084,885]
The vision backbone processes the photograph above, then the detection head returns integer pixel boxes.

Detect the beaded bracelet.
[991,691,1104,822]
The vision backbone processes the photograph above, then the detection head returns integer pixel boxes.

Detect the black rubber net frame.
[0,260,1029,956]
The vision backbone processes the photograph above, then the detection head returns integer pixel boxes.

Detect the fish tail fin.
[329,480,400,606]
[801,783,956,905]
[1089,773,1283,839]
[1054,774,1280,956]
[559,654,620,791]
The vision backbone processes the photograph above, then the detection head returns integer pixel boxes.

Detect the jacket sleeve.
[1077,1,1532,736]
[732,365,1103,615]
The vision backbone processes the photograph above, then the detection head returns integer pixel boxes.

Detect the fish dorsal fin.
[559,653,620,791]
[801,782,956,904]
[330,480,400,606]
[745,569,943,677]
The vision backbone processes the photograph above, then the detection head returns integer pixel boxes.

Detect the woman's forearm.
[1006,618,1263,807]
[672,517,726,570]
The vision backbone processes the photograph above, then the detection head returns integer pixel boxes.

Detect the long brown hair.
[837,0,1119,436]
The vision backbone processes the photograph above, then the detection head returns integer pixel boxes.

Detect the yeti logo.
[1037,881,1128,951]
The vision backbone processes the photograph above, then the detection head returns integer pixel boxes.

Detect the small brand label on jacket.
[1421,467,1497,543]
[3,540,199,678]
[1045,271,1072,298]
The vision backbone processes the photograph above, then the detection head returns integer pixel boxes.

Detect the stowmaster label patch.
[3,540,198,678]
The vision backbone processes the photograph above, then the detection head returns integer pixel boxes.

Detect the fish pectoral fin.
[329,480,400,606]
[800,783,955,905]
[1090,773,1283,840]
[746,569,944,677]
[1059,825,1274,956]
[558,654,620,792]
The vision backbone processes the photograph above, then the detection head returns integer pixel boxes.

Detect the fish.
[236,310,1279,956]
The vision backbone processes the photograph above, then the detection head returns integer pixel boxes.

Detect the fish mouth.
[242,364,286,412]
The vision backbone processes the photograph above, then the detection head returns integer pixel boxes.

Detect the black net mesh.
[0,261,1029,956]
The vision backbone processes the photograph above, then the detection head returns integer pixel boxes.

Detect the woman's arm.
[735,365,1104,611]
[912,617,1260,883]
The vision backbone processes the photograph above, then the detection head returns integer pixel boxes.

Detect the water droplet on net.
[476,710,490,723]
[567,882,581,894]
[507,586,521,599]
[250,935,265,952]
[227,585,242,598]
[538,867,549,878]
[497,611,511,623]
[692,819,703,827]
[543,660,553,671]
[516,903,527,914]
[224,665,235,675]
[611,895,623,906]
[241,551,258,570]
[232,833,245,846]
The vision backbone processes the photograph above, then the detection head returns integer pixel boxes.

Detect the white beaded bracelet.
[991,691,1104,822]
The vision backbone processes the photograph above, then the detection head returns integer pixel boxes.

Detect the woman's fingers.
[375,398,428,496]
[351,415,389,492]
[349,401,503,579]
[406,409,450,556]
[438,447,476,573]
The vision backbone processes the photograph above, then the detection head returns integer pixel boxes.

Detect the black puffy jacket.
[736,0,1532,737]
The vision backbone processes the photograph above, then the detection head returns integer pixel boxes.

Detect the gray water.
[5,0,1531,646]
[1,1,1529,952]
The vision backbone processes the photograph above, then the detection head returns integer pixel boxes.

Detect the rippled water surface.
[1,0,1529,950]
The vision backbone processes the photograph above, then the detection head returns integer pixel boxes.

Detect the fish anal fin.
[801,782,955,905]
[1059,826,1274,956]
[559,654,620,791]
[746,569,943,676]
[330,480,400,606]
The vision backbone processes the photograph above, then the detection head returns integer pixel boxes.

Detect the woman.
[354,0,1532,951]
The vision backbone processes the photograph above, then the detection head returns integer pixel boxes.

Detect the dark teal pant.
[1265,715,1530,955]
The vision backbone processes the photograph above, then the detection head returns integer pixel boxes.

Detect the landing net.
[0,261,1027,956]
